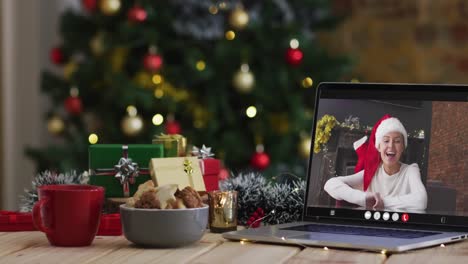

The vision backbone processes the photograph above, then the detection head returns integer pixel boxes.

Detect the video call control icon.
[373,212,381,220]
[382,212,390,221]
[402,213,409,222]
[364,211,372,220]
[392,213,399,221]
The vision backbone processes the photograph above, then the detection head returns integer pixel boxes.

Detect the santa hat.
[374,117,408,149]
[353,114,392,191]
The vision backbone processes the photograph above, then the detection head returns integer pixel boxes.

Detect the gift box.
[89,144,164,198]
[0,210,122,235]
[200,158,221,192]
[0,211,36,231]
[152,133,186,157]
[149,156,206,192]
[97,213,122,236]
[103,197,127,214]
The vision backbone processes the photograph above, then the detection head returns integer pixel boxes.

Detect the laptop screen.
[306,83,468,227]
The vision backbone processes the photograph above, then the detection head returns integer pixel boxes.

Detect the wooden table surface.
[1,231,468,263]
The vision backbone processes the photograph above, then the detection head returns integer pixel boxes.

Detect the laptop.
[223,82,468,253]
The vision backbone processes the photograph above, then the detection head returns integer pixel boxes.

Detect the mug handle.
[33,199,53,235]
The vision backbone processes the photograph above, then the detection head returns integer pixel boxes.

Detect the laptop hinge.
[305,216,468,232]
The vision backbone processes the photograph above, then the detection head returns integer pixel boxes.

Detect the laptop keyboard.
[281,224,440,239]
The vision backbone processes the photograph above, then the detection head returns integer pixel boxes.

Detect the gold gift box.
[149,156,206,192]
[152,133,187,157]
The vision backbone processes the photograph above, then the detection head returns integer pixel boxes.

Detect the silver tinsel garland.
[219,172,305,225]
[19,170,89,212]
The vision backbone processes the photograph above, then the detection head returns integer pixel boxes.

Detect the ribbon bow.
[191,145,214,159]
[114,146,139,185]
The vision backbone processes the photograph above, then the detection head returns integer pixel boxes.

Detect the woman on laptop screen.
[324,115,428,212]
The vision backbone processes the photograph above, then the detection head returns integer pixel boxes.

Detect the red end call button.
[402,213,409,222]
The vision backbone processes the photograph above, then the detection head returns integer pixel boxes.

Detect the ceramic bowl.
[120,204,208,247]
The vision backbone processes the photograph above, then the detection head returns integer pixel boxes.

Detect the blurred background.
[1,0,467,210]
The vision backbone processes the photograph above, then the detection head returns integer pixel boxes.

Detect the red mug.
[33,184,105,247]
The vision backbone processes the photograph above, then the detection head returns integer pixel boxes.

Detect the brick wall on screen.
[324,0,468,83]
[427,102,468,213]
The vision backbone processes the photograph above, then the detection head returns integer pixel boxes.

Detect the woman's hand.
[373,193,384,210]
[365,192,385,210]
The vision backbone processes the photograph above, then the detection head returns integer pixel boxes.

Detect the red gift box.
[97,213,122,236]
[0,210,122,236]
[199,158,220,192]
[0,211,37,231]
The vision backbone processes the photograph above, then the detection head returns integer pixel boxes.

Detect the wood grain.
[0,231,466,263]
[286,247,387,264]
[192,241,301,263]
[0,235,122,264]
[0,232,45,257]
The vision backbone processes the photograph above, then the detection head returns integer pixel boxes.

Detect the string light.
[126,105,137,117]
[290,38,299,49]
[225,30,235,40]
[218,2,227,10]
[208,5,218,14]
[323,247,329,251]
[70,86,79,97]
[152,74,163,85]
[246,106,257,118]
[380,250,387,255]
[194,120,204,128]
[440,244,446,247]
[240,63,249,72]
[196,60,206,71]
[152,114,164,125]
[154,88,164,98]
[88,133,98,144]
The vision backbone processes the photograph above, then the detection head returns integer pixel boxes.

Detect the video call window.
[307,99,468,217]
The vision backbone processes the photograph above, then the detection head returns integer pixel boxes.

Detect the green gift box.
[89,144,164,198]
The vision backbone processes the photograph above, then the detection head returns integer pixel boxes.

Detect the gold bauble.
[193,106,209,128]
[90,32,105,56]
[229,8,249,30]
[269,113,289,135]
[232,68,255,93]
[302,77,313,88]
[110,47,128,73]
[121,115,143,136]
[47,116,65,135]
[63,61,78,80]
[100,0,121,16]
[134,71,153,89]
[298,136,312,159]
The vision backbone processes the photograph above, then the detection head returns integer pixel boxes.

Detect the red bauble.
[165,121,181,134]
[64,96,83,116]
[143,53,163,72]
[50,47,65,65]
[82,0,97,12]
[250,151,270,170]
[128,6,147,23]
[285,47,303,66]
[218,168,230,180]
[246,207,265,228]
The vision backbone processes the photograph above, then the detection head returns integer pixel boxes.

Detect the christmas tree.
[26,0,349,177]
